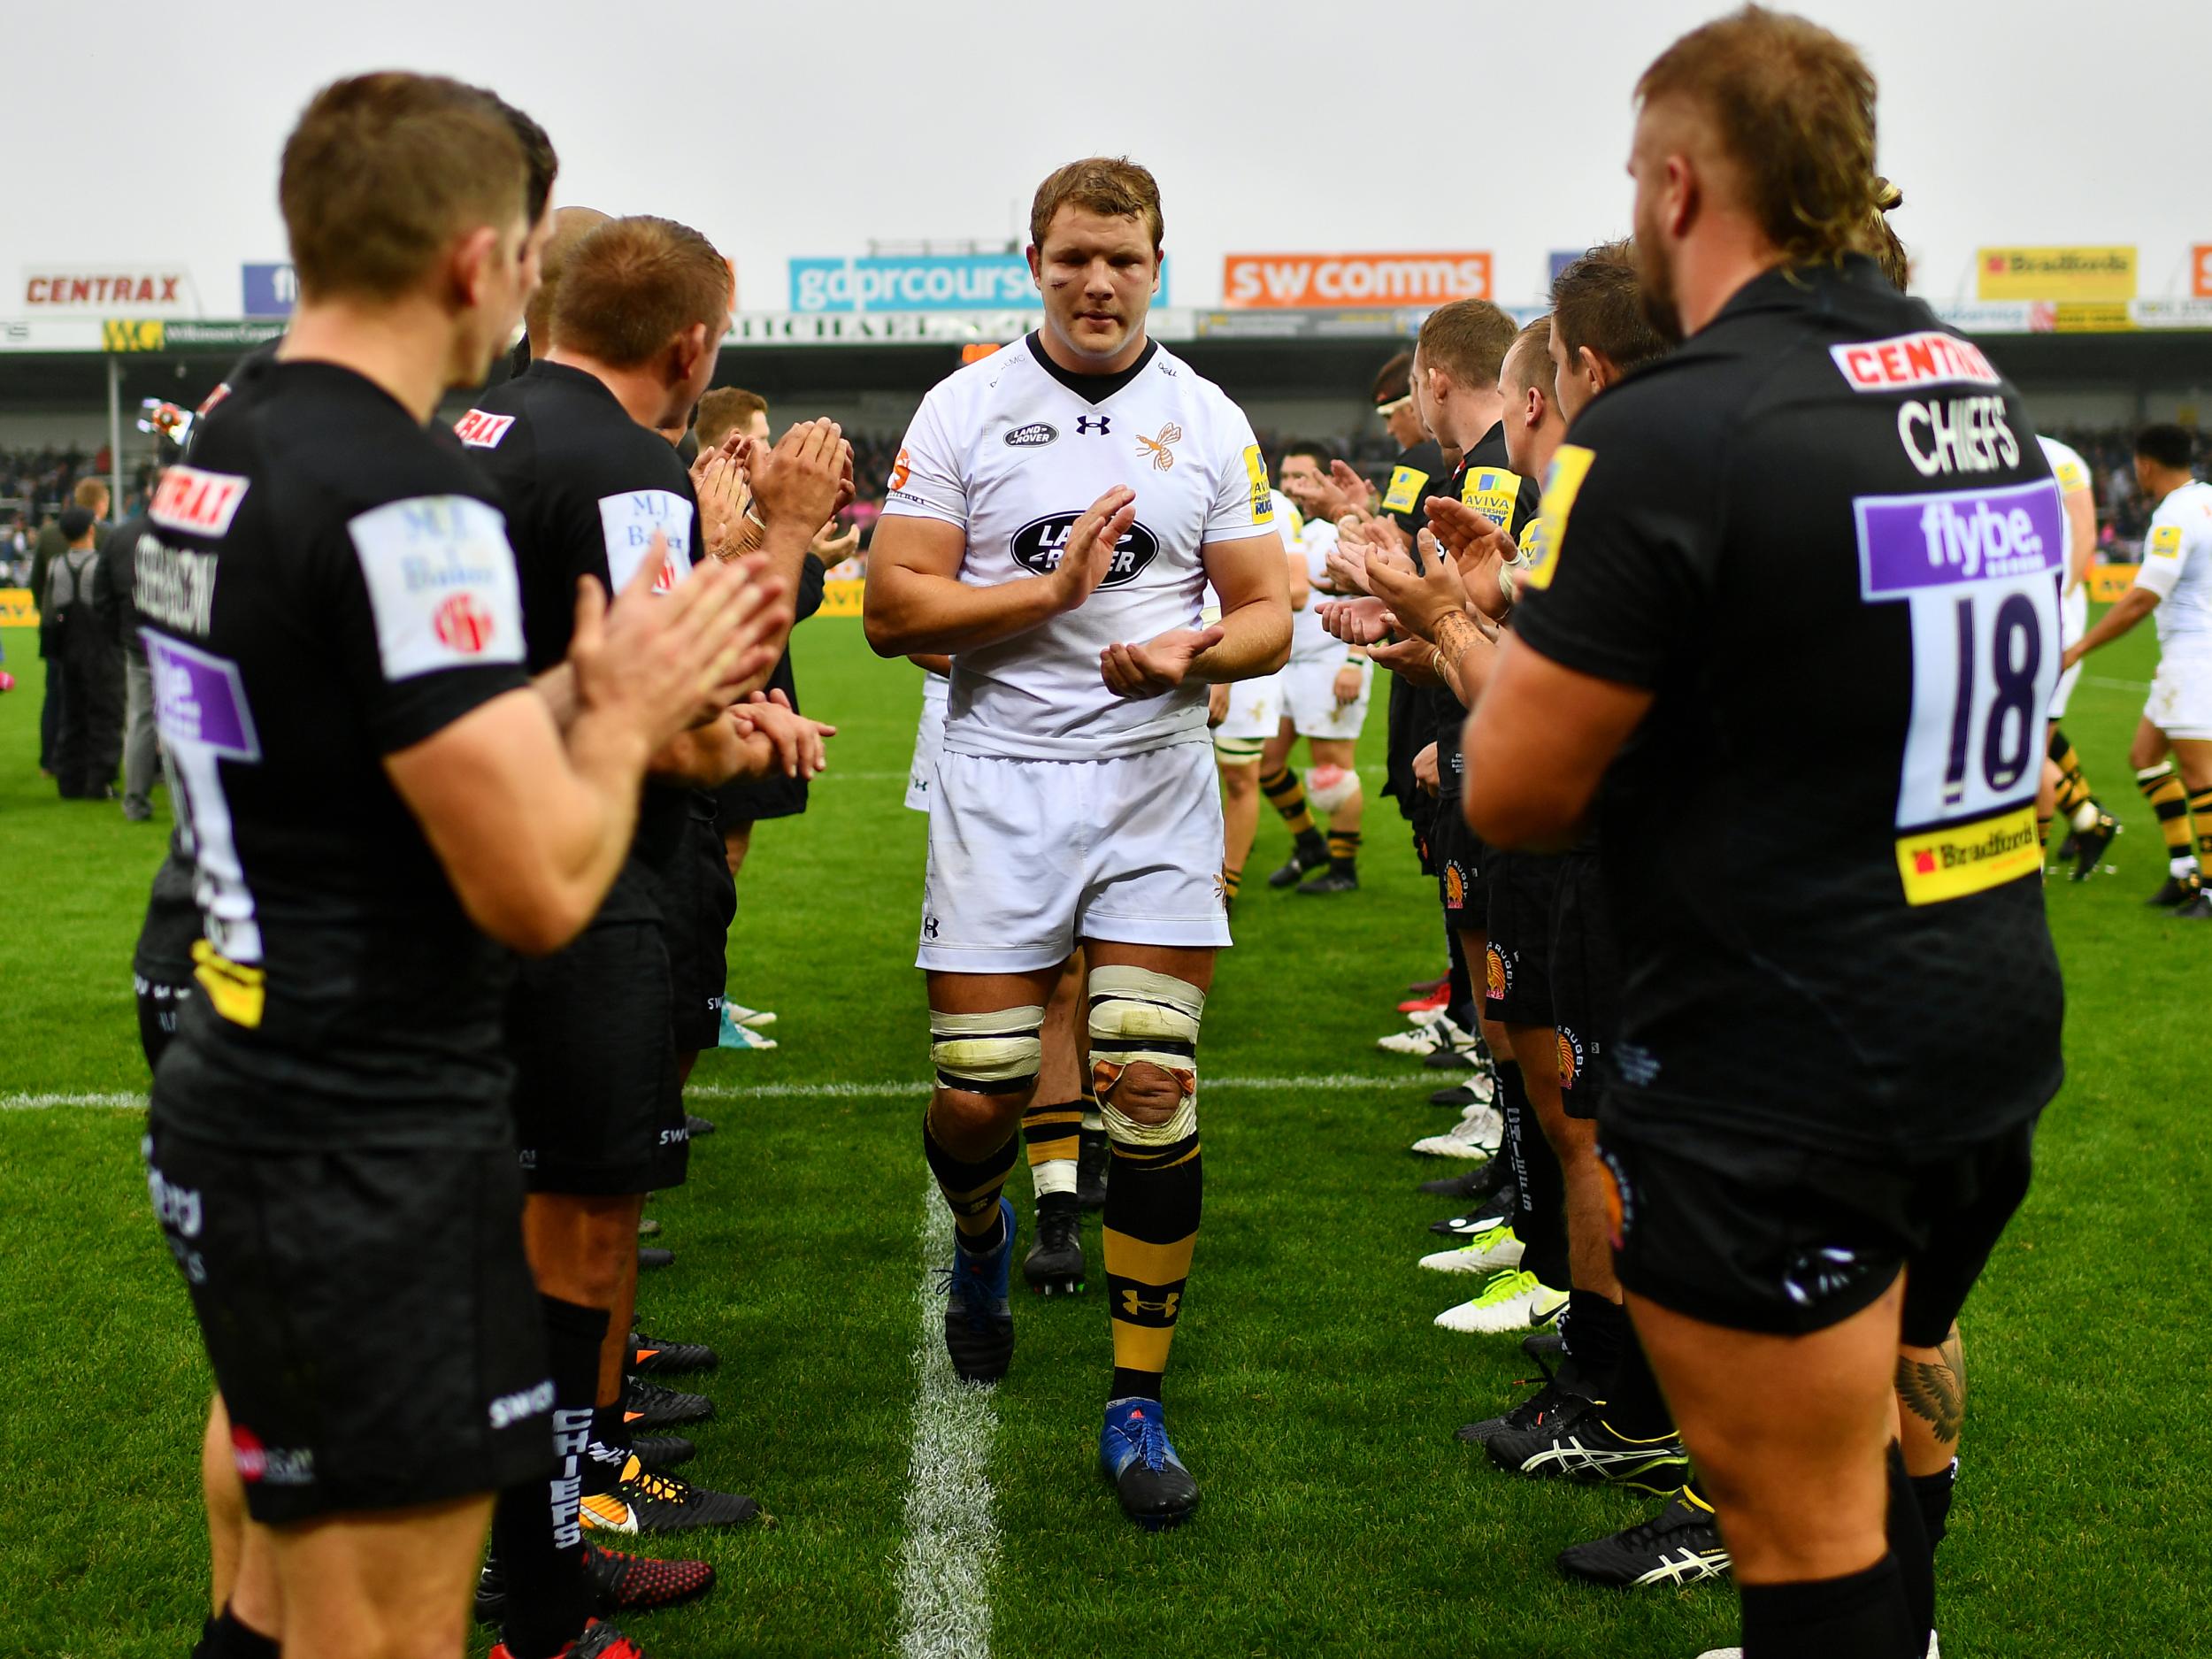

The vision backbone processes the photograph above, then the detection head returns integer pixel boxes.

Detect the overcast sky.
[4,0,2206,313]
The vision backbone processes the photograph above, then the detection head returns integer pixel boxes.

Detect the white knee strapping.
[930,1005,1044,1095]
[1088,966,1204,1146]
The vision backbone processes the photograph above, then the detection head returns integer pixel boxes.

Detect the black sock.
[1563,1289,1625,1384]
[1887,1441,1936,1649]
[490,1294,607,1659]
[1910,1458,1958,1553]
[1499,1064,1567,1291]
[923,1115,1016,1255]
[1445,930,1474,1030]
[1740,1553,1918,1659]
[584,1400,632,1497]
[192,1607,280,1659]
[1603,1326,1676,1439]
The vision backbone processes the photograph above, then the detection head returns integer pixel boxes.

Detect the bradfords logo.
[1003,422,1057,448]
[150,466,250,538]
[1855,480,2062,595]
[1831,332,2001,393]
[1010,513,1159,587]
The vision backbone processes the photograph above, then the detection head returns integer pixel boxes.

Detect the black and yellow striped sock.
[1259,765,1317,837]
[2193,787,2212,875]
[1022,1098,1082,1198]
[1222,864,1243,903]
[2037,810,2052,853]
[2137,764,2196,878]
[1326,828,1362,872]
[923,1110,1018,1249]
[1103,1125,1201,1402]
[2052,731,2094,819]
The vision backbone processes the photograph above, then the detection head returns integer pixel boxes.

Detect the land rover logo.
[1003,422,1058,447]
[1010,512,1160,587]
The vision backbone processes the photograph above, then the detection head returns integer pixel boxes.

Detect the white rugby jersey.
[882,334,1274,760]
[1288,515,1343,663]
[2138,479,2212,648]
[2037,434,2091,571]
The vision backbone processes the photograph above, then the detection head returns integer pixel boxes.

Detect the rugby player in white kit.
[864,157,1291,1529]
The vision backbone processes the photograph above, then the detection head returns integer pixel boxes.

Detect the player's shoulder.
[919,340,1030,414]
[1144,343,1247,422]
[2152,480,2212,537]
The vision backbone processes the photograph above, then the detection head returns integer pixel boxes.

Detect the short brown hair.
[695,388,769,450]
[549,216,733,370]
[1502,318,1556,403]
[1551,242,1670,375]
[1637,6,1880,268]
[73,476,110,511]
[524,205,611,348]
[1029,157,1164,253]
[280,73,528,302]
[1416,300,1518,390]
[1371,350,1413,405]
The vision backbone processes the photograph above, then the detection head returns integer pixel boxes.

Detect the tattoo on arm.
[1896,1324,1966,1446]
[1433,609,1483,704]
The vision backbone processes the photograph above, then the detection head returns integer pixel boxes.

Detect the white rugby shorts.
[905,674,949,814]
[2146,646,2212,741]
[2049,584,2088,720]
[1280,655,1373,741]
[1213,672,1283,746]
[918,741,1232,972]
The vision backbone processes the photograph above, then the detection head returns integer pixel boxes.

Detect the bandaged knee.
[1088,966,1203,1147]
[930,1005,1044,1096]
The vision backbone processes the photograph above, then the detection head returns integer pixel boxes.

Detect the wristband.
[1430,647,1447,680]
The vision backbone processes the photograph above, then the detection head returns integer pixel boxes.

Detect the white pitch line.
[895,1184,1000,1659]
[685,1072,1428,1102]
[0,1092,142,1111]
[1,1072,1430,1115]
[2085,675,2150,692]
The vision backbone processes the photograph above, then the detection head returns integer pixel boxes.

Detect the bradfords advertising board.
[1222,252,1491,309]
[790,254,1169,314]
[23,265,199,314]
[1975,246,2135,303]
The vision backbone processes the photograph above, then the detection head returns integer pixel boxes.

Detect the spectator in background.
[34,478,111,777]
[44,504,124,799]
[97,479,161,819]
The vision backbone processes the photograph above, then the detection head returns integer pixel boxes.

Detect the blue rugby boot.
[1099,1398,1200,1530]
[940,1196,1016,1383]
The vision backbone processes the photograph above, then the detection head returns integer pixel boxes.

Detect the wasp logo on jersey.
[1010,512,1160,587]
[1137,422,1181,471]
[1004,423,1058,448]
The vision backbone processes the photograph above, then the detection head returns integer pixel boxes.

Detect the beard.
[1629,203,1686,347]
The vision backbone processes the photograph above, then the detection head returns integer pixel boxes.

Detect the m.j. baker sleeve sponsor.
[349,495,526,680]
[598,489,695,594]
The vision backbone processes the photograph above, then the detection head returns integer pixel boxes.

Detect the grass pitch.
[1,616,2206,1659]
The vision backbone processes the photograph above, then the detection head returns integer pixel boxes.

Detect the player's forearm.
[1187,595,1292,683]
[1435,610,1496,707]
[864,565,1064,657]
[532,664,580,732]
[2074,588,2156,657]
[648,715,749,788]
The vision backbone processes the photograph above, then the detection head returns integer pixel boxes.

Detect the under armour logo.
[1076,415,1112,435]
[1119,1289,1180,1319]
[924,916,941,939]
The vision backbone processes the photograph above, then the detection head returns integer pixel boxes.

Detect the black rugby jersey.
[458,361,702,920]
[143,360,532,1148]
[1512,257,2064,1153]
[1428,426,1541,783]
[134,344,288,988]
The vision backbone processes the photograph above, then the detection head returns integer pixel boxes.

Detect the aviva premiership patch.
[1381,465,1429,516]
[1459,465,1523,526]
[1521,445,1594,591]
[1242,446,1272,522]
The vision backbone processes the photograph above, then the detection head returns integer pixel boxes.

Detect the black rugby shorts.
[1484,849,1561,1028]
[1597,1118,2038,1341]
[135,973,192,1073]
[1547,849,1618,1121]
[509,920,687,1194]
[1432,745,1486,924]
[143,1121,551,1525]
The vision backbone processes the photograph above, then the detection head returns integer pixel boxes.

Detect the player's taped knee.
[930,1005,1044,1096]
[1212,733,1264,765]
[1088,966,1204,1144]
